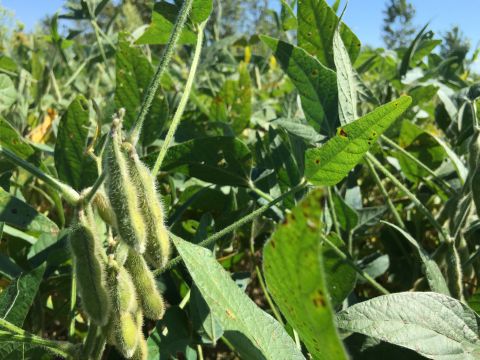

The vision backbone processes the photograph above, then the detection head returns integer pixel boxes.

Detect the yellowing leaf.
[28,108,56,144]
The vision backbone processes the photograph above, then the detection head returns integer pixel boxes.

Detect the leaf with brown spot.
[263,189,348,360]
[305,96,412,186]
[172,235,304,360]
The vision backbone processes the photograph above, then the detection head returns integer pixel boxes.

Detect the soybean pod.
[69,207,110,326]
[104,118,147,253]
[122,142,170,269]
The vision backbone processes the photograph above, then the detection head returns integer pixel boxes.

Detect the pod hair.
[124,249,165,320]
[106,258,141,358]
[122,142,170,269]
[104,119,147,253]
[130,331,148,360]
[69,206,110,326]
[93,190,116,227]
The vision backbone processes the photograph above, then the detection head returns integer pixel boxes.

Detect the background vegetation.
[0,0,480,359]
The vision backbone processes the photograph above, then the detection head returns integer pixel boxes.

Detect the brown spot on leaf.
[226,309,236,320]
[339,128,348,137]
[315,159,320,164]
[312,290,326,308]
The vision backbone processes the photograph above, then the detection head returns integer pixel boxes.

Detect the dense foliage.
[0,0,480,359]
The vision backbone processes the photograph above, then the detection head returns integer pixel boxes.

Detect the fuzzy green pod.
[106,259,141,358]
[104,120,147,253]
[130,331,148,360]
[93,190,116,227]
[472,165,480,216]
[122,142,170,268]
[69,207,110,326]
[116,312,139,358]
[111,261,138,313]
[468,129,480,171]
[125,249,165,320]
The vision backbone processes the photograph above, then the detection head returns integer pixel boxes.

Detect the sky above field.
[1,0,479,71]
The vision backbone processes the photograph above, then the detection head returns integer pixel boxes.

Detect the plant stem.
[68,266,76,340]
[249,182,275,202]
[83,172,107,205]
[155,182,307,275]
[254,264,284,324]
[380,135,454,195]
[90,20,109,66]
[152,21,206,176]
[249,220,284,325]
[179,290,191,309]
[293,330,301,350]
[366,152,449,243]
[90,332,106,360]
[327,187,341,235]
[0,146,80,205]
[321,235,390,295]
[365,156,405,228]
[197,344,204,360]
[129,0,195,146]
[82,324,98,359]
[0,319,78,359]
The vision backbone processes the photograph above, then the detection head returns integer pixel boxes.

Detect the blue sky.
[1,0,479,70]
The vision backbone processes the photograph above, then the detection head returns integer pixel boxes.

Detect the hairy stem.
[0,146,80,204]
[129,0,195,145]
[365,156,405,228]
[366,152,449,243]
[0,319,78,359]
[152,21,207,176]
[155,182,307,275]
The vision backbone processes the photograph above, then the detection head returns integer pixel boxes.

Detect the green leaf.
[172,235,305,360]
[280,0,297,31]
[305,96,412,186]
[263,189,348,360]
[331,191,358,233]
[191,0,213,23]
[431,133,468,184]
[399,24,430,78]
[261,35,338,135]
[0,117,37,163]
[157,136,252,187]
[382,221,449,295]
[0,74,16,111]
[190,284,223,344]
[0,56,18,74]
[394,120,445,182]
[0,264,46,326]
[0,253,21,280]
[468,290,480,314]
[136,2,196,45]
[273,119,325,144]
[210,63,252,134]
[333,28,357,125]
[0,187,59,237]
[297,0,360,69]
[337,292,480,360]
[323,233,356,307]
[54,95,97,190]
[147,306,195,359]
[115,33,169,144]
